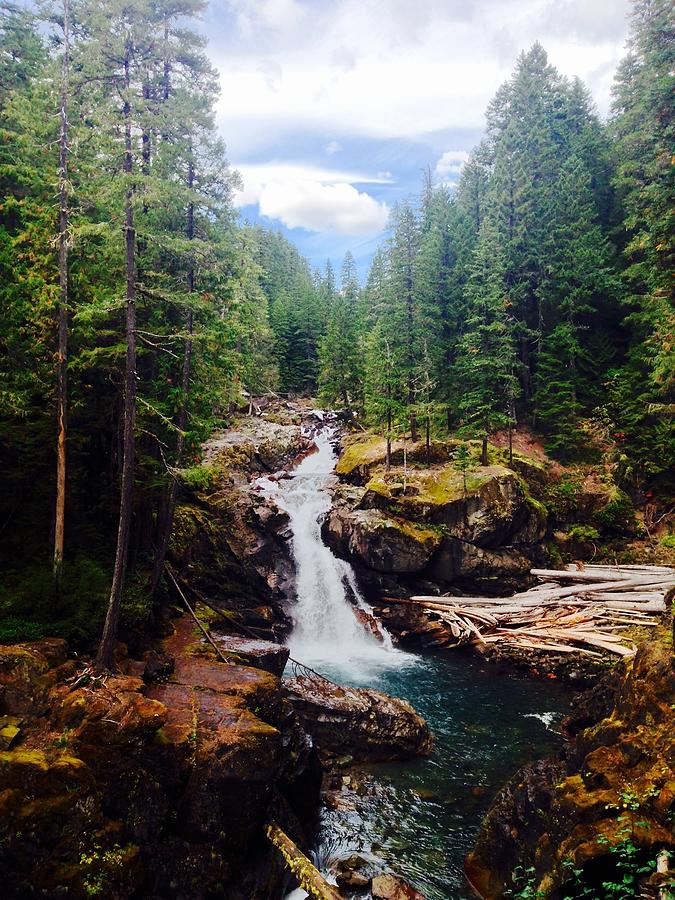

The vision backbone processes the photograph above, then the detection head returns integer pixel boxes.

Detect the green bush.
[594,490,635,534]
[179,464,223,493]
[544,475,583,518]
[120,573,153,634]
[566,525,600,543]
[660,534,675,549]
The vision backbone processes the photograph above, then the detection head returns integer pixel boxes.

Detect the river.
[259,427,574,899]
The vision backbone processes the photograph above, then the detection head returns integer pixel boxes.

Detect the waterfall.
[257,426,413,680]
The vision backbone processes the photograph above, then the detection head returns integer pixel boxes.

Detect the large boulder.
[427,537,533,583]
[0,614,322,899]
[0,639,68,717]
[325,463,545,586]
[360,464,547,549]
[285,675,432,762]
[371,873,427,899]
[324,506,443,574]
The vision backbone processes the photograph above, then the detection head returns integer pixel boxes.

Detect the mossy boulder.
[0,639,67,716]
[285,675,432,762]
[336,433,453,481]
[324,506,443,573]
[0,609,320,898]
[428,537,533,583]
[361,464,547,549]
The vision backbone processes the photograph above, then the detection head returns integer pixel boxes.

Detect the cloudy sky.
[202,0,632,278]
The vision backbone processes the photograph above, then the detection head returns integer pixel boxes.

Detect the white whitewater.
[257,427,414,681]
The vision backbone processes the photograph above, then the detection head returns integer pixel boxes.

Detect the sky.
[201,0,633,279]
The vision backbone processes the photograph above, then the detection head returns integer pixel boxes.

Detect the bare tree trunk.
[97,44,136,671]
[481,435,488,467]
[425,415,430,465]
[53,0,70,578]
[151,159,195,596]
[403,435,408,494]
[386,406,392,473]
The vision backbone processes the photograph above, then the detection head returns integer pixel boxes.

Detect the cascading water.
[259,422,574,899]
[257,426,410,680]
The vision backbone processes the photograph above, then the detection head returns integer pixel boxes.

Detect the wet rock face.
[324,433,551,594]
[324,506,442,574]
[168,407,327,639]
[211,633,291,676]
[285,675,433,763]
[0,629,320,899]
[466,642,675,898]
[371,872,427,899]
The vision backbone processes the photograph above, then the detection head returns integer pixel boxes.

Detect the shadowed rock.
[285,674,433,763]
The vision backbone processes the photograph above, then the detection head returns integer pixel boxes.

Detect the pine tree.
[318,251,362,409]
[454,222,519,465]
[363,323,405,471]
[53,0,70,577]
[612,0,674,394]
[388,201,421,439]
[535,156,621,456]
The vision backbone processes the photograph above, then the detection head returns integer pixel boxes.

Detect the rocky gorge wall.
[465,634,675,898]
[0,621,322,899]
[0,402,438,899]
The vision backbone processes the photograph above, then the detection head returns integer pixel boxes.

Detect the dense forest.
[0,0,672,657]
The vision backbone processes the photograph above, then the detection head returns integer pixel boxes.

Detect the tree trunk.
[405,248,417,443]
[402,436,408,494]
[97,44,136,671]
[481,435,488,467]
[53,0,70,578]
[386,406,392,473]
[425,415,430,464]
[151,159,195,596]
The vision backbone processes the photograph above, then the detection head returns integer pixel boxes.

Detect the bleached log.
[565,563,675,575]
[531,568,641,583]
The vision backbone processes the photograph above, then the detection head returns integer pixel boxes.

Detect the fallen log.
[530,568,643,583]
[384,565,670,661]
[565,563,675,575]
[265,821,342,900]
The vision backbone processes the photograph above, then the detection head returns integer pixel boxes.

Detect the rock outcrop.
[465,639,675,898]
[325,437,547,590]
[0,623,321,899]
[285,674,433,764]
[168,408,320,639]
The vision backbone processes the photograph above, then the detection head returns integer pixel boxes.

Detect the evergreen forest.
[0,0,672,659]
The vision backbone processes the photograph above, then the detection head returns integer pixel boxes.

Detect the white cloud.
[233,162,390,235]
[229,0,305,35]
[258,181,389,235]
[325,141,343,155]
[212,0,631,154]
[435,150,469,181]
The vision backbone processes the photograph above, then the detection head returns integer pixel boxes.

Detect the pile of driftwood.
[396,564,674,658]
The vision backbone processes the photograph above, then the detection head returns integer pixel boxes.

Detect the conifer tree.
[612,0,674,394]
[318,251,362,409]
[535,155,620,456]
[454,222,519,465]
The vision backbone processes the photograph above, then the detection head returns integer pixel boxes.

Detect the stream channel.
[258,427,575,899]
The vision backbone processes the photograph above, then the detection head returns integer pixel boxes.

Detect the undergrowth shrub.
[0,556,109,646]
